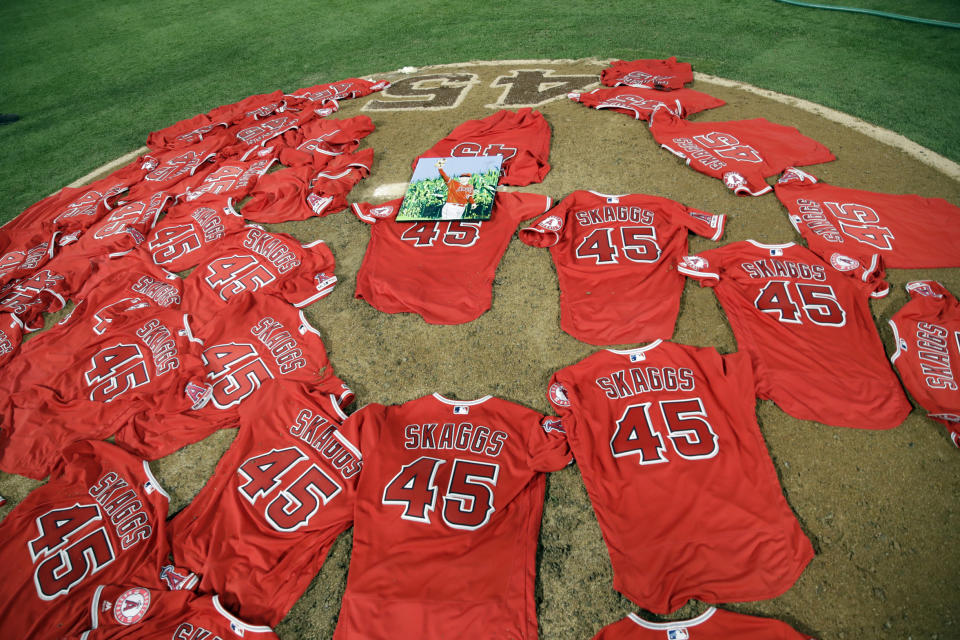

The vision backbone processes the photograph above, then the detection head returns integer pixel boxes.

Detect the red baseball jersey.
[169,380,359,626]
[179,225,338,327]
[0,310,24,367]
[143,199,246,272]
[889,281,960,447]
[0,264,68,330]
[69,585,278,640]
[520,190,725,345]
[601,57,694,90]
[591,608,815,640]
[352,191,552,324]
[775,167,960,268]
[276,114,375,168]
[175,154,277,205]
[0,440,172,639]
[0,229,58,291]
[650,110,835,196]
[222,109,316,162]
[125,133,232,202]
[146,112,230,151]
[286,77,390,110]
[115,293,352,459]
[333,393,571,639]
[569,85,725,120]
[411,108,552,186]
[678,239,911,429]
[242,148,373,222]
[0,308,208,478]
[548,342,813,612]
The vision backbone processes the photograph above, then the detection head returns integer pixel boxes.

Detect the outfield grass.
[0,0,958,224]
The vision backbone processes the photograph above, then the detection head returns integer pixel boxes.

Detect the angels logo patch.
[906,281,943,298]
[537,215,564,232]
[113,587,151,625]
[369,205,395,219]
[829,252,860,272]
[722,171,747,191]
[548,382,571,407]
[680,255,708,271]
[542,417,565,434]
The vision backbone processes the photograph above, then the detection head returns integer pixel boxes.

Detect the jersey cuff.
[887,319,905,365]
[293,276,338,307]
[677,264,719,282]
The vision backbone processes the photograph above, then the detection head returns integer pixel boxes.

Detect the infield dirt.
[1,59,957,639]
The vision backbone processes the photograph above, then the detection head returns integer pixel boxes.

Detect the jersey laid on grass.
[775,167,960,268]
[548,342,813,612]
[169,380,359,626]
[125,133,232,202]
[0,441,172,639]
[569,85,725,120]
[70,585,277,640]
[0,309,207,478]
[333,393,570,640]
[0,230,58,291]
[286,77,390,111]
[678,239,910,429]
[0,311,24,367]
[650,110,835,196]
[142,199,246,272]
[600,57,694,90]
[411,108,552,186]
[889,281,960,447]
[46,190,174,297]
[222,109,317,162]
[520,190,724,345]
[176,154,277,206]
[179,225,337,327]
[352,191,551,324]
[115,293,352,459]
[277,114,376,168]
[242,148,373,222]
[591,608,815,640]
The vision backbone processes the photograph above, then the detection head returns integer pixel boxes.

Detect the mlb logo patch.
[605,196,620,204]
[769,247,783,257]
[454,405,470,415]
[230,621,246,637]
[667,627,690,640]
[629,352,646,362]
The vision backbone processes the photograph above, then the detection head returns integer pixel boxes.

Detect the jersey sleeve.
[828,251,890,298]
[350,199,401,225]
[526,414,572,472]
[281,239,338,308]
[676,247,723,287]
[677,206,725,241]
[499,190,553,227]
[518,198,569,248]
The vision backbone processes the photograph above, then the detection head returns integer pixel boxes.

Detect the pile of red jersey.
[0,55,956,640]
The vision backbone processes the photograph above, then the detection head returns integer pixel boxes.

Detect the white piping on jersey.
[6,313,24,329]
[627,607,717,629]
[87,584,106,632]
[607,339,663,356]
[181,313,203,345]
[142,460,171,501]
[225,198,243,217]
[732,182,773,196]
[746,239,795,250]
[296,310,324,336]
[708,214,725,242]
[293,278,337,308]
[432,393,493,406]
[332,429,362,461]
[888,318,905,365]
[677,262,719,281]
[587,190,630,198]
[329,394,350,422]
[863,254,880,282]
[351,202,377,223]
[301,237,327,248]
[212,595,275,633]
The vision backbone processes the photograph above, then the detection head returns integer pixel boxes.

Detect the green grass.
[1,0,958,225]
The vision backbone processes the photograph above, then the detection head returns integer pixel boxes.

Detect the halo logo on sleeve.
[113,587,151,625]
[537,215,564,232]
[680,255,708,271]
[370,205,395,219]
[829,252,860,272]
[549,382,571,407]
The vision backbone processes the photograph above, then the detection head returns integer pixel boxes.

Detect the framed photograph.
[396,155,502,222]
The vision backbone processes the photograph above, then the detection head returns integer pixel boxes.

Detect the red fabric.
[141,199,246,272]
[520,190,724,345]
[286,77,390,111]
[775,167,960,268]
[0,308,207,478]
[175,154,277,205]
[601,57,694,90]
[570,85,725,120]
[0,311,24,367]
[0,441,172,638]
[592,608,815,639]
[125,133,232,202]
[115,293,352,458]
[277,114,375,167]
[412,108,552,186]
[68,585,278,640]
[650,110,835,196]
[169,380,358,626]
[678,240,910,429]
[179,225,337,327]
[549,342,814,612]
[333,394,570,640]
[352,191,551,324]
[889,281,960,447]
[146,112,229,151]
